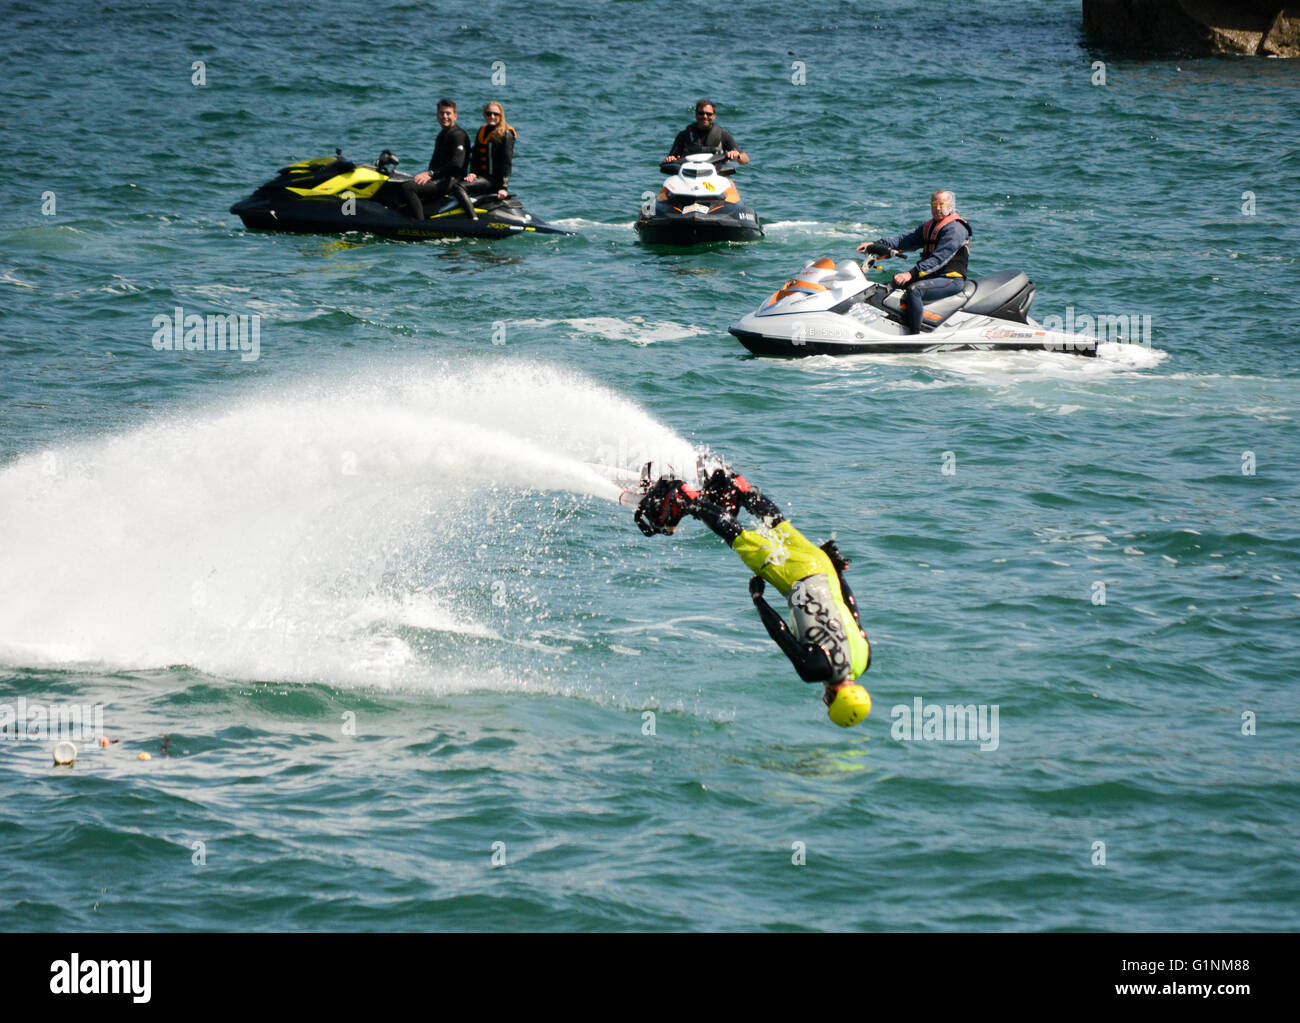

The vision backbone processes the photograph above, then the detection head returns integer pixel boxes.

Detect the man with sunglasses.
[400,98,473,220]
[857,191,972,335]
[664,100,749,165]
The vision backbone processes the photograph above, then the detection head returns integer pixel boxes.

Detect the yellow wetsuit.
[732,520,870,681]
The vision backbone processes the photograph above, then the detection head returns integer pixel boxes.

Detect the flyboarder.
[633,463,871,727]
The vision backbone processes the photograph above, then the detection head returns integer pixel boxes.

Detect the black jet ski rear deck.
[635,206,763,246]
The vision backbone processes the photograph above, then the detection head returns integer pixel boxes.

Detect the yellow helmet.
[827,684,871,728]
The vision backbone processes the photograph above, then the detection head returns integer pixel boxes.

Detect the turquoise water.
[2,0,1298,931]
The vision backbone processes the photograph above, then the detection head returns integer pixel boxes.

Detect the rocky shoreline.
[1083,0,1300,56]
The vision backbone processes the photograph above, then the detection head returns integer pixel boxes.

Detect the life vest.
[788,575,869,683]
[681,122,725,155]
[918,214,972,278]
[473,124,516,179]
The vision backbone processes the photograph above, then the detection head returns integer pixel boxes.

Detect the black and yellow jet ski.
[230,150,573,240]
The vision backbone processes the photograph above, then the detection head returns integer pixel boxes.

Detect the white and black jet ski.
[635,153,762,246]
[729,251,1100,357]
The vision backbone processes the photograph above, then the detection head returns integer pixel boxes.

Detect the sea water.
[1,0,1297,931]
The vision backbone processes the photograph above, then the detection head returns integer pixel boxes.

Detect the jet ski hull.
[230,194,572,240]
[635,208,763,246]
[730,324,1099,357]
[635,155,762,247]
[230,154,572,240]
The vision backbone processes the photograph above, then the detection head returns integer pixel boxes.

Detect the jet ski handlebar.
[659,152,733,174]
[861,248,908,271]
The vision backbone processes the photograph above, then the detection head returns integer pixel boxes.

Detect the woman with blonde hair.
[462,101,516,206]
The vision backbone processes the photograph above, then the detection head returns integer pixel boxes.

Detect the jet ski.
[635,153,762,246]
[729,251,1100,357]
[230,149,573,240]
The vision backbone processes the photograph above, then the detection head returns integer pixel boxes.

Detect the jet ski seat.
[881,281,976,322]
[964,270,1035,320]
[917,282,979,327]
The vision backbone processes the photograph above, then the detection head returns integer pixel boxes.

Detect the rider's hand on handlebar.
[857,242,888,256]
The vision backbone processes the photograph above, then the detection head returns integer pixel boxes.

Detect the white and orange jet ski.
[729,251,1100,357]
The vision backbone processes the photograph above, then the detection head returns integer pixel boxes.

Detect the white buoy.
[52,741,77,766]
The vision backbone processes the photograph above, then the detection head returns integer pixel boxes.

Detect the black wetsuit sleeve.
[879,224,926,253]
[753,592,835,683]
[668,128,689,158]
[429,127,468,178]
[834,566,863,631]
[497,132,514,187]
[720,129,739,153]
[833,565,870,672]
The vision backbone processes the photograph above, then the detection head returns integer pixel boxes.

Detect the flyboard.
[584,454,718,510]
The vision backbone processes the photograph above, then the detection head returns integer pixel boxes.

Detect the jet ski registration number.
[794,325,855,343]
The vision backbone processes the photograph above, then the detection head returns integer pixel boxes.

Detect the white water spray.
[0,362,697,689]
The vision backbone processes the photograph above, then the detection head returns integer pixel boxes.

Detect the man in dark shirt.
[858,191,973,334]
[401,98,471,220]
[664,99,749,165]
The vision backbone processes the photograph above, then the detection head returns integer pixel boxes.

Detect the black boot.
[452,183,478,221]
[700,465,783,524]
[400,180,425,221]
[700,466,746,517]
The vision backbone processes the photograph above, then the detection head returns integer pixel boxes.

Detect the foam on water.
[0,361,696,689]
[511,316,710,345]
[778,341,1167,381]
[763,220,877,241]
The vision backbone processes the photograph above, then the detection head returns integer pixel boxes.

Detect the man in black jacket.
[401,98,472,220]
[664,99,749,165]
[857,191,972,334]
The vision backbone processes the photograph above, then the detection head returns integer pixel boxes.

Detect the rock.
[1082,0,1300,57]
[1261,8,1300,54]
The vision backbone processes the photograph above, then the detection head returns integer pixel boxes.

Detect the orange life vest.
[918,214,972,278]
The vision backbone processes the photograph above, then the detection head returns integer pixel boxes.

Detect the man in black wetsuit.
[635,465,871,727]
[857,190,972,334]
[401,98,473,220]
[663,99,750,165]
